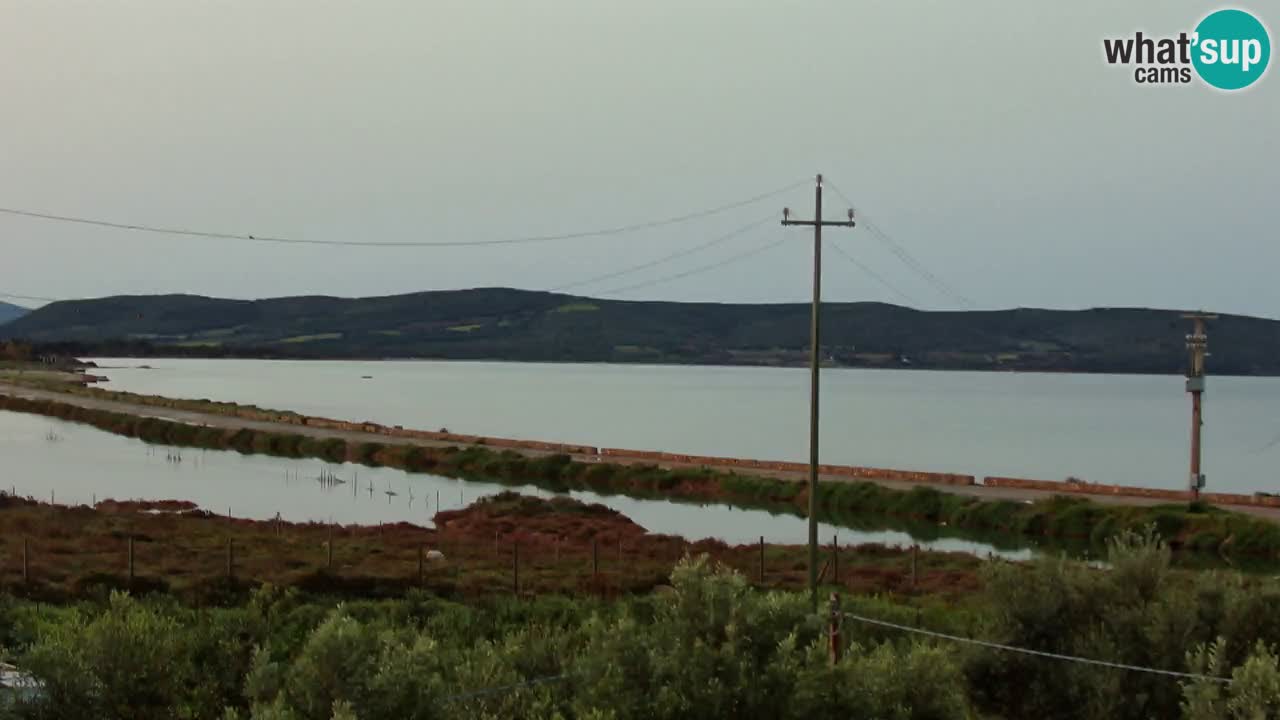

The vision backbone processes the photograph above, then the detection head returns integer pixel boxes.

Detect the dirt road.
[4,381,1279,522]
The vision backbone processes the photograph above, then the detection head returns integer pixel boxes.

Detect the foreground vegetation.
[3,391,1280,560]
[3,534,1280,719]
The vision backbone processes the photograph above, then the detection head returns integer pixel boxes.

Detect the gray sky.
[1,1,1276,315]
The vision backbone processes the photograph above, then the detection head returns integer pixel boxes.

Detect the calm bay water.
[0,409,1021,556]
[91,358,1280,494]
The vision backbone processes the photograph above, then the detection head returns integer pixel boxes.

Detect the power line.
[2,220,781,306]
[0,179,809,249]
[826,182,975,308]
[1,229,785,305]
[864,220,975,308]
[0,291,60,303]
[843,612,1230,684]
[1249,432,1280,454]
[549,215,775,293]
[596,231,787,297]
[826,239,919,307]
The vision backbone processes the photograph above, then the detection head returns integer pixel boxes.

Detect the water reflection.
[91,358,1280,494]
[1,409,1029,559]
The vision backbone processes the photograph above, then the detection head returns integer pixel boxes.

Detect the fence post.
[327,526,334,569]
[759,536,765,584]
[22,537,29,584]
[128,537,135,585]
[911,544,919,591]
[832,534,839,586]
[418,544,424,587]
[226,539,234,579]
[513,541,519,596]
[828,593,842,666]
[592,539,599,579]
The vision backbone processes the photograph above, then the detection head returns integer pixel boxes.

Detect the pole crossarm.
[781,219,857,228]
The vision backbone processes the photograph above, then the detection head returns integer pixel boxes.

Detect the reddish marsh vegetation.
[0,491,983,603]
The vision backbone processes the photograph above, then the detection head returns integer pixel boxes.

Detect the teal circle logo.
[1192,9,1271,90]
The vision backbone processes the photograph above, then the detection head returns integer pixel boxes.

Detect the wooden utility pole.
[782,174,855,610]
[1183,313,1216,500]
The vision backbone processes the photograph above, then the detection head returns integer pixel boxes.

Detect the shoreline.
[26,368,1280,514]
[4,380,1280,560]
[78,353,1280,378]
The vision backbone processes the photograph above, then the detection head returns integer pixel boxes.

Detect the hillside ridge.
[3,288,1274,374]
[0,300,29,325]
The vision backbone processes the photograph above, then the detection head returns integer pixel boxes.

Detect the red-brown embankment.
[598,447,977,486]
[981,476,1280,509]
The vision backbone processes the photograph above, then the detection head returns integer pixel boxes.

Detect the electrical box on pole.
[1182,312,1216,498]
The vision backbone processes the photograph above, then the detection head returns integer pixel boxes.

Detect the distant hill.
[0,301,28,326]
[2,288,1276,374]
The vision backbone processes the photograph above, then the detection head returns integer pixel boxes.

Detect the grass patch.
[552,303,599,313]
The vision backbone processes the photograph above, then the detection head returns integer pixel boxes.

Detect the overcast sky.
[1,1,1276,315]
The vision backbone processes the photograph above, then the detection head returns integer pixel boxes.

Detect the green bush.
[6,550,1280,718]
[351,442,385,465]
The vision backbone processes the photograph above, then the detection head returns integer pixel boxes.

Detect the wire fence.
[0,494,836,598]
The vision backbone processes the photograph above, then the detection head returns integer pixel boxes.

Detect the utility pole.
[782,174,855,610]
[1183,312,1216,500]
